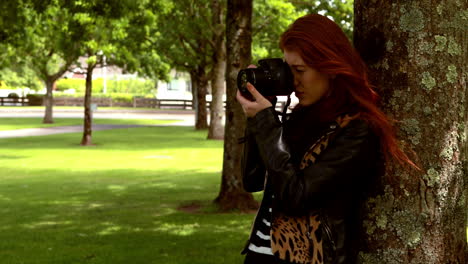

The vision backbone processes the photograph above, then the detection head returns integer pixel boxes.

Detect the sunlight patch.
[23,220,73,229]
[88,203,106,208]
[145,182,177,189]
[153,222,200,236]
[107,185,126,191]
[0,194,11,201]
[98,225,123,235]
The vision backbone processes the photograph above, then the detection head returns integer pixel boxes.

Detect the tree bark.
[42,78,54,124]
[190,70,199,123]
[39,56,75,124]
[194,66,209,130]
[354,1,467,263]
[81,62,96,146]
[208,0,226,140]
[214,0,257,212]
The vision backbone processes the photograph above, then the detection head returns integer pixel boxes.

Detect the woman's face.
[284,49,330,106]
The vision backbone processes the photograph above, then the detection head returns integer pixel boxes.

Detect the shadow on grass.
[0,168,253,264]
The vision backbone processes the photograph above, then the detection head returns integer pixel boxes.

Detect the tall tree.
[354,0,467,263]
[18,1,81,123]
[207,0,227,139]
[68,0,169,145]
[214,0,257,211]
[155,0,213,130]
[154,0,229,135]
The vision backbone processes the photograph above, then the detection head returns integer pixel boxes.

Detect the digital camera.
[237,58,294,99]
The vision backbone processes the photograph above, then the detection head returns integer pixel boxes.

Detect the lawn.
[0,106,194,112]
[0,117,178,131]
[0,122,255,264]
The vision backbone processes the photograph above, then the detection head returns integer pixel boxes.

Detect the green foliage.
[2,0,170,94]
[288,0,354,40]
[0,67,43,90]
[253,0,305,61]
[55,78,86,92]
[154,0,214,72]
[52,92,143,103]
[55,78,156,96]
[97,78,156,95]
[0,1,27,68]
[66,0,171,80]
[15,0,82,80]
[105,93,134,103]
[251,0,354,62]
[2,0,355,95]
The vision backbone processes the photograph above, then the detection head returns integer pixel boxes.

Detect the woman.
[237,14,418,264]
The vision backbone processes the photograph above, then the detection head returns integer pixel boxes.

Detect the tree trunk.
[42,78,55,124]
[190,69,199,122]
[208,0,226,140]
[214,0,257,212]
[354,1,467,263]
[194,66,209,130]
[81,63,96,146]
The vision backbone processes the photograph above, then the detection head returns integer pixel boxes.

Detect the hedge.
[55,78,156,96]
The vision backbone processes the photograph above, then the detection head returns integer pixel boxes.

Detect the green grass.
[0,118,178,131]
[0,124,255,264]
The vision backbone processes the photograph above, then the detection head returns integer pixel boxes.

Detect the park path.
[0,108,196,138]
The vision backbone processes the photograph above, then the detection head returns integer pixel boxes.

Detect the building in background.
[156,70,192,100]
[64,57,192,99]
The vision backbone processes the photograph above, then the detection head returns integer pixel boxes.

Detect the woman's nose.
[293,74,300,87]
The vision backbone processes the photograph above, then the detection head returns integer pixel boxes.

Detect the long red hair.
[280,14,419,169]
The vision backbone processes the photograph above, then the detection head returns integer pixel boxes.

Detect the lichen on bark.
[421,72,436,91]
[391,210,424,248]
[399,7,425,32]
[424,168,440,187]
[363,185,394,236]
[400,118,421,145]
[446,65,458,83]
[354,0,467,262]
[434,35,447,51]
[447,37,462,55]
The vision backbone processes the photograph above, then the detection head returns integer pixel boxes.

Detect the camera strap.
[278,95,291,121]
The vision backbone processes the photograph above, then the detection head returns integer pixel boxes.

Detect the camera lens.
[237,70,247,92]
[240,72,248,88]
[236,59,293,97]
[237,69,256,93]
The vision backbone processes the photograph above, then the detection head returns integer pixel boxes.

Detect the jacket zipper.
[322,220,336,252]
[321,214,337,263]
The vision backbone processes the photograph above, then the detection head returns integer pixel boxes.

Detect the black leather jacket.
[241,107,379,264]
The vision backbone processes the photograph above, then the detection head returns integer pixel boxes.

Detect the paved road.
[0,108,197,138]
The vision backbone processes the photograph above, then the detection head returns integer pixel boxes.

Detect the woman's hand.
[236,82,273,118]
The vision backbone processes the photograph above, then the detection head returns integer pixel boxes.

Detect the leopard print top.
[271,214,323,264]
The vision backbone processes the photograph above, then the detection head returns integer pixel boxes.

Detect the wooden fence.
[0,97,29,106]
[52,97,201,109]
[0,96,286,111]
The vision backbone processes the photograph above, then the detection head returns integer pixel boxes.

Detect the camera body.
[237,58,294,98]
